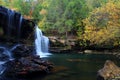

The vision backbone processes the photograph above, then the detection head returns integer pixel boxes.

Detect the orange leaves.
[40,9,47,15]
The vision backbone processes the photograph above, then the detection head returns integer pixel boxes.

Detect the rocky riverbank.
[1,44,54,79]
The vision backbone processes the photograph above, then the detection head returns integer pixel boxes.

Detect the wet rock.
[0,54,9,61]
[11,44,34,58]
[3,45,54,78]
[97,60,120,80]
[4,56,53,77]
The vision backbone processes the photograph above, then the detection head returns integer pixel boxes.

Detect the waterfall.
[0,8,23,60]
[35,26,51,58]
[0,6,52,58]
[7,9,15,36]
[7,8,23,39]
[18,15,23,39]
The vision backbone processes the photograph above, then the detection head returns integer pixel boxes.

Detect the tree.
[82,1,120,47]
[39,0,89,38]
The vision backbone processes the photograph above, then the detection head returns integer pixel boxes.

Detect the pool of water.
[31,53,120,80]
[0,53,120,80]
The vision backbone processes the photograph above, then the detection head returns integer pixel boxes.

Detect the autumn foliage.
[82,1,120,47]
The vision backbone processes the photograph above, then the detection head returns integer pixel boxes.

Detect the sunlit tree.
[82,1,120,47]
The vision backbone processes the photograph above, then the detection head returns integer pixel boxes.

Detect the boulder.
[97,60,120,80]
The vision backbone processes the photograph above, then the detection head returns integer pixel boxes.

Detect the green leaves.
[44,0,88,37]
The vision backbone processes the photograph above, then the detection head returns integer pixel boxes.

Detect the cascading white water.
[18,15,23,39]
[2,9,23,60]
[0,46,13,75]
[18,16,23,39]
[7,9,23,39]
[0,47,12,59]
[0,62,6,75]
[10,44,21,51]
[7,9,15,36]
[35,26,51,58]
[41,36,49,53]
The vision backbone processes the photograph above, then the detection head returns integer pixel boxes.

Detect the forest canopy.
[1,0,120,48]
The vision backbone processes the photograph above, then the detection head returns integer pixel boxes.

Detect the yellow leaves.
[84,28,108,44]
[24,15,33,19]
[0,0,6,5]
[38,21,44,29]
[82,1,120,45]
[83,25,120,45]
[39,9,47,15]
[113,41,119,46]
[11,8,18,11]
[39,8,47,28]
[106,2,115,9]
[38,17,46,29]
[42,1,49,8]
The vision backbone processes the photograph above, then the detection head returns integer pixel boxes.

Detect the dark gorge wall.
[0,6,35,41]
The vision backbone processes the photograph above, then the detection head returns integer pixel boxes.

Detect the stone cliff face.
[0,6,35,40]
